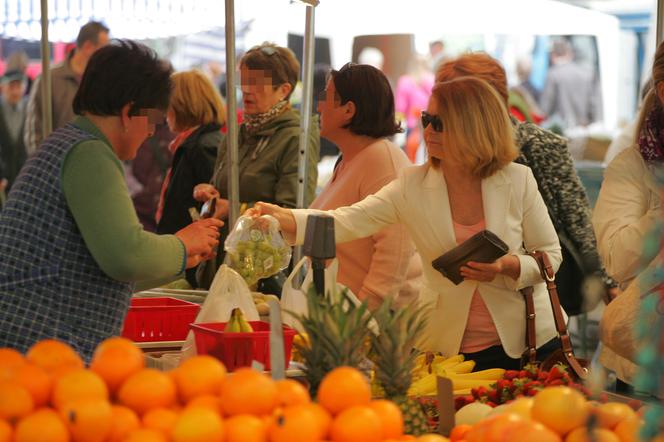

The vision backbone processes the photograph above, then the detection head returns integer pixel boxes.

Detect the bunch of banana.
[407,353,505,397]
[251,292,280,316]
[224,308,254,333]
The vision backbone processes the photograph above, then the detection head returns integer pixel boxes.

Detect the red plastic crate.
[190,321,296,371]
[121,297,200,342]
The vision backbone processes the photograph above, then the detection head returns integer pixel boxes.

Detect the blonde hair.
[637,41,664,139]
[430,76,517,178]
[169,69,226,131]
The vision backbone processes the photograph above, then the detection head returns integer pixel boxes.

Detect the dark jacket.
[157,123,221,236]
[0,104,26,190]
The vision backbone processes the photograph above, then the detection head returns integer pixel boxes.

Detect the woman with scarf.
[194,42,320,289]
[156,69,226,286]
[592,41,664,291]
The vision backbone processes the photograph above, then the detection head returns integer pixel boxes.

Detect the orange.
[60,398,112,442]
[143,408,180,436]
[330,405,382,442]
[118,369,177,415]
[171,407,224,442]
[565,427,620,442]
[269,404,324,442]
[450,424,473,441]
[187,394,223,415]
[123,428,167,442]
[107,405,140,442]
[26,339,83,375]
[172,355,227,403]
[465,413,527,442]
[415,436,450,442]
[52,369,108,410]
[224,414,266,442]
[532,386,589,436]
[275,379,310,407]
[0,348,25,377]
[309,402,332,439]
[219,368,277,416]
[9,363,53,407]
[317,366,371,415]
[0,382,33,422]
[0,420,12,442]
[613,416,643,442]
[90,337,144,394]
[14,408,69,442]
[496,420,562,442]
[369,399,403,439]
[593,403,637,430]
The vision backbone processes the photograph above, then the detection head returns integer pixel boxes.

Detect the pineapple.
[370,298,432,436]
[292,284,373,396]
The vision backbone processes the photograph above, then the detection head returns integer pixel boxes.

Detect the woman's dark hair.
[240,42,299,100]
[73,40,173,117]
[330,63,402,138]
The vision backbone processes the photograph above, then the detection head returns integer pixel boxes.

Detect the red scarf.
[155,127,198,224]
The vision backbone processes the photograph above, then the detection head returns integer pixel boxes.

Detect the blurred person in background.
[193,42,320,289]
[395,54,434,162]
[429,40,447,71]
[509,56,544,125]
[313,62,338,159]
[436,53,617,314]
[156,69,226,286]
[540,39,600,130]
[0,41,222,360]
[311,62,420,309]
[24,21,110,155]
[0,70,28,194]
[5,51,32,96]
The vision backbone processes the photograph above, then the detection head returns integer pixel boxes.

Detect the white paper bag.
[180,265,260,361]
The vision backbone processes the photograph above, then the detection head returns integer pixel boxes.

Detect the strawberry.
[455,396,468,411]
[599,393,609,403]
[537,370,549,381]
[547,379,564,387]
[503,370,520,380]
[545,366,566,383]
[496,379,512,392]
[487,389,499,403]
[518,370,529,379]
[486,401,498,407]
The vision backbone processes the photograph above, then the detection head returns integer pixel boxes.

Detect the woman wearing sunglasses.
[193,42,320,289]
[308,63,420,310]
[0,41,222,361]
[253,77,562,370]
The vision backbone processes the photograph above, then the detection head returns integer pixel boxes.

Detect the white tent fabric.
[242,0,620,129]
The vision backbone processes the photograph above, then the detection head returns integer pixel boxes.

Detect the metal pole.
[658,0,664,45]
[40,0,52,138]
[225,0,240,228]
[293,0,318,269]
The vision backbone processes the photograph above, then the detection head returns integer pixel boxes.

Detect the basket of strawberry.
[454,363,591,411]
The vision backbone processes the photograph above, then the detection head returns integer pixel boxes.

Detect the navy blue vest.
[0,123,132,361]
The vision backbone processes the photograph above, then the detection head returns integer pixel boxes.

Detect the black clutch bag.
[431,230,509,285]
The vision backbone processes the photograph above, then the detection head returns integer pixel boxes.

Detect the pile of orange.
[0,338,451,442]
[449,385,664,442]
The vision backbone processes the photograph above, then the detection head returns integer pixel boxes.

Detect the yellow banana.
[434,354,464,370]
[236,309,254,333]
[453,388,472,395]
[446,360,476,374]
[450,378,496,391]
[407,373,438,397]
[448,368,505,381]
[224,313,240,332]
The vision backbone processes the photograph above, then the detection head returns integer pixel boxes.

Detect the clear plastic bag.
[224,214,292,287]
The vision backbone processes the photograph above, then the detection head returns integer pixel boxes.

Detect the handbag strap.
[521,251,587,377]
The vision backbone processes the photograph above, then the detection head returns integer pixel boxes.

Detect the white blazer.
[292,163,562,358]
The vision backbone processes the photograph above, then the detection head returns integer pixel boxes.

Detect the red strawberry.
[599,393,609,403]
[496,379,512,392]
[537,370,549,381]
[545,366,566,383]
[547,379,564,387]
[627,399,642,411]
[487,390,499,403]
[455,396,468,411]
[518,370,529,379]
[503,370,520,380]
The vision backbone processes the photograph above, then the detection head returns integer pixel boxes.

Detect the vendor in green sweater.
[0,40,222,358]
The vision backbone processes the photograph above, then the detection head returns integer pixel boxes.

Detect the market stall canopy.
[0,0,226,41]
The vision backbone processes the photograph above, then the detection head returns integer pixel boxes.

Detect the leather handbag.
[431,230,509,285]
[520,251,589,380]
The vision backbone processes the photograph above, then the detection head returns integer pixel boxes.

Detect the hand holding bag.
[520,251,589,380]
[431,230,509,285]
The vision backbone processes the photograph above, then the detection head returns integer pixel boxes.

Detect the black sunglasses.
[421,111,443,132]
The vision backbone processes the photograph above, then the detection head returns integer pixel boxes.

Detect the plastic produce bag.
[281,258,378,334]
[180,265,260,361]
[224,215,292,287]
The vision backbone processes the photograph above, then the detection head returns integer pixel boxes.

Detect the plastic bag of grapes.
[223,214,292,286]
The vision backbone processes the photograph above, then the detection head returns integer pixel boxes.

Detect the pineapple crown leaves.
[370,297,430,396]
[292,283,374,395]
